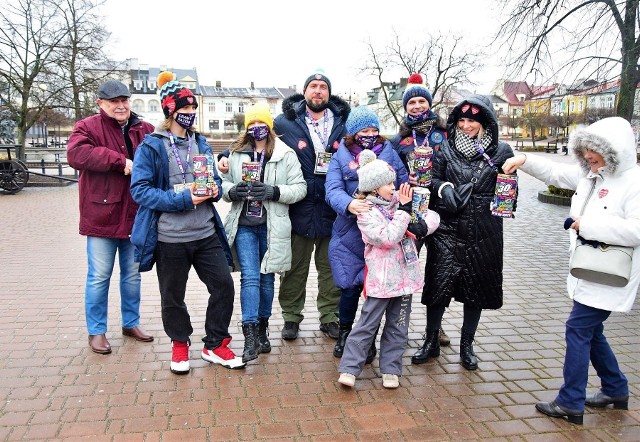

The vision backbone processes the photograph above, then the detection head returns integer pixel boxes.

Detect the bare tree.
[0,0,66,160]
[362,30,481,127]
[54,0,112,120]
[496,0,640,121]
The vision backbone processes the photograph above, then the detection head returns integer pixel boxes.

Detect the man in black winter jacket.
[273,70,351,340]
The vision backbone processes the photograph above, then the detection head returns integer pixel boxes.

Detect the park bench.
[514,140,524,150]
[545,140,558,154]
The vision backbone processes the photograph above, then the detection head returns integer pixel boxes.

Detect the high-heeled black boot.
[257,317,271,353]
[411,329,440,365]
[333,322,352,358]
[460,329,478,370]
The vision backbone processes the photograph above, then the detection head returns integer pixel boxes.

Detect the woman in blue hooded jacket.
[325,105,410,360]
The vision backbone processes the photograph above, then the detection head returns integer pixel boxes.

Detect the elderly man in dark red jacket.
[67,80,154,354]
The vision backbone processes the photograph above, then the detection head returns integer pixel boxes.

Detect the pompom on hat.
[357,149,396,193]
[245,103,274,130]
[345,106,380,136]
[303,69,331,95]
[157,71,198,118]
[402,73,433,111]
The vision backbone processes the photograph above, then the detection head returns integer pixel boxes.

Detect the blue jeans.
[85,236,141,335]
[235,224,275,323]
[556,301,628,411]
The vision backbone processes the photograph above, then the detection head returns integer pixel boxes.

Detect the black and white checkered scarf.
[454,129,492,159]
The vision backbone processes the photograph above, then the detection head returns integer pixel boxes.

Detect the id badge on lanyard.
[315,152,332,174]
[246,200,263,218]
[400,234,419,264]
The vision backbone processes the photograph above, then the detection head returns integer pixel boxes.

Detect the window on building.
[606,96,614,108]
[147,81,156,90]
[209,120,219,130]
[578,101,583,112]
[208,102,216,112]
[133,80,143,90]
[132,99,144,113]
[239,102,245,113]
[225,102,232,113]
[148,99,159,112]
[224,119,235,130]
[570,102,575,112]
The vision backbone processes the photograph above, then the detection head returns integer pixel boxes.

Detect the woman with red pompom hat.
[130,71,246,375]
[390,73,452,348]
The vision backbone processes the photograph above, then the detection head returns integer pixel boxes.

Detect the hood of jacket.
[569,117,636,176]
[281,93,351,121]
[446,94,499,144]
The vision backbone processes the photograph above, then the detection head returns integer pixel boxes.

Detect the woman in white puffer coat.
[503,117,640,425]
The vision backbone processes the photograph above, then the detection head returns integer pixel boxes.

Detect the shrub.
[548,185,574,198]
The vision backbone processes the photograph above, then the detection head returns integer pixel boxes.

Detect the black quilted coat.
[422,95,514,310]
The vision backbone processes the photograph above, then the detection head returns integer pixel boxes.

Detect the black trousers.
[156,234,234,349]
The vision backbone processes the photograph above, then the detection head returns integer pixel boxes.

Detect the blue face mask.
[175,112,196,129]
[356,135,378,149]
[247,125,269,141]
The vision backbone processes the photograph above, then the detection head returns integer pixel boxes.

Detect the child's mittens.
[564,217,575,230]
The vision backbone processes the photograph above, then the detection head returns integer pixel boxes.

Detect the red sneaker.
[201,337,246,369]
[170,341,190,374]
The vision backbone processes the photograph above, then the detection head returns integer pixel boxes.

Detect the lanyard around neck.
[474,139,498,172]
[168,130,192,184]
[306,109,329,148]
[412,127,433,149]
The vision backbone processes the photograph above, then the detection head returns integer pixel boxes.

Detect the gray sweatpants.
[338,294,412,376]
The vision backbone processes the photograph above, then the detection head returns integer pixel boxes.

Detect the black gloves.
[407,219,428,239]
[248,182,280,201]
[397,201,412,214]
[440,183,473,214]
[441,185,458,213]
[228,181,250,201]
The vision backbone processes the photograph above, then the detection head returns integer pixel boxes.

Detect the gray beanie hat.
[357,149,396,193]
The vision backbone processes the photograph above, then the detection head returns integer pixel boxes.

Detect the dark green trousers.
[278,233,340,324]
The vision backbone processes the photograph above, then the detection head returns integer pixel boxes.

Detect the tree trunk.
[616,0,640,121]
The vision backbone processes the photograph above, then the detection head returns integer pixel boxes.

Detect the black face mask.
[175,112,196,129]
[306,98,329,113]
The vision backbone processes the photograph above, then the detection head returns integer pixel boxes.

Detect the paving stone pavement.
[0,152,638,441]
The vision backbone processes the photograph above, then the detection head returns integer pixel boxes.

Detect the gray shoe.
[438,327,451,346]
[281,321,299,340]
[319,321,339,339]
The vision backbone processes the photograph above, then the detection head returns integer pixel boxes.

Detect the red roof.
[502,81,532,105]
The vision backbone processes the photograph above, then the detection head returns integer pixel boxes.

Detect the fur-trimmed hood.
[569,117,636,176]
[281,93,351,121]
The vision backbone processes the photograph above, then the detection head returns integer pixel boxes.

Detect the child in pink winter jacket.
[338,150,439,389]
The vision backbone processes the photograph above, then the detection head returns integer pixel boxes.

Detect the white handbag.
[569,180,633,287]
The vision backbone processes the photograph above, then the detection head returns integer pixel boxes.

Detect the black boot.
[258,317,271,354]
[460,329,478,370]
[242,322,261,363]
[333,322,352,358]
[411,329,440,365]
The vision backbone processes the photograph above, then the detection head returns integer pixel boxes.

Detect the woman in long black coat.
[412,95,514,370]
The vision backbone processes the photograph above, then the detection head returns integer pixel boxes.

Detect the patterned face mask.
[175,112,196,129]
[356,135,378,149]
[247,125,269,141]
[406,109,430,126]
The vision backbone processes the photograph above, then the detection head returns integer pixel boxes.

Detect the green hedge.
[548,185,575,198]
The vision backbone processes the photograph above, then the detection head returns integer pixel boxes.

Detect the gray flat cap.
[97,80,131,99]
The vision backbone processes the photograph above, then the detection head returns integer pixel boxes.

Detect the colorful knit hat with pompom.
[402,73,433,111]
[157,71,198,118]
[357,149,396,193]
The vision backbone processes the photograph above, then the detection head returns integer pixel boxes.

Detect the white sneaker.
[201,337,246,369]
[170,341,190,375]
[338,373,356,387]
[382,374,399,389]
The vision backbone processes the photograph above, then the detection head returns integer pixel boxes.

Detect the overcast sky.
[103,0,506,96]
